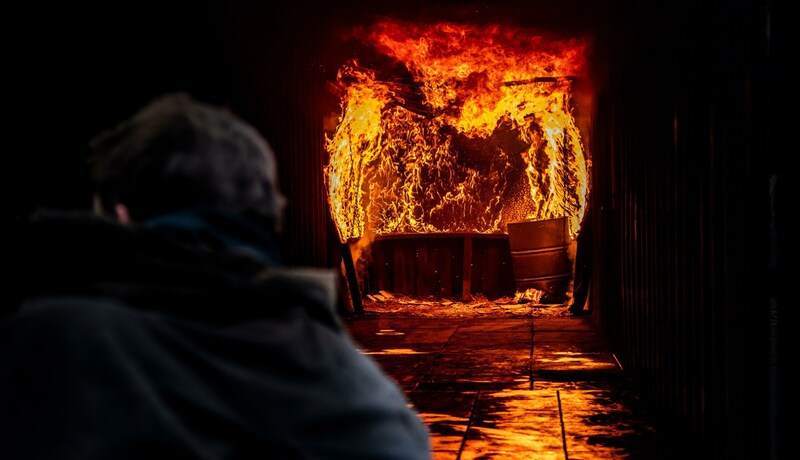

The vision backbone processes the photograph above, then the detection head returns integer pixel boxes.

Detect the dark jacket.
[1,209,431,459]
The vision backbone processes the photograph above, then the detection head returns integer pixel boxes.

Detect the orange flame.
[514,288,544,304]
[324,20,590,243]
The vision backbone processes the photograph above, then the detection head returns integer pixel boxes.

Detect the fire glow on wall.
[323,19,593,296]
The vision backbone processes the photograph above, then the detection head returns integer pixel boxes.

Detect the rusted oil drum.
[506,217,572,303]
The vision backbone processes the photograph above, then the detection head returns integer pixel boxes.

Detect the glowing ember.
[324,19,591,244]
[362,293,573,318]
[514,288,544,304]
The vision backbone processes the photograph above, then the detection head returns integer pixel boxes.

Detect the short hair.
[89,92,286,231]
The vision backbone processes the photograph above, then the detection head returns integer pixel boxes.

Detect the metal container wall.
[588,1,784,457]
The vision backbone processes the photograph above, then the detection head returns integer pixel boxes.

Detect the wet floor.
[344,302,660,459]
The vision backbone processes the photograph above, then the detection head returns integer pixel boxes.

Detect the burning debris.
[514,288,544,304]
[362,290,572,318]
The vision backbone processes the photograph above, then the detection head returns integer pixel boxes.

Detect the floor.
[344,300,660,459]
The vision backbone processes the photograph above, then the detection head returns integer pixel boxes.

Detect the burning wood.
[362,292,572,318]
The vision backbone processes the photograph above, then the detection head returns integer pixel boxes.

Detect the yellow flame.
[324,20,591,243]
[514,288,544,304]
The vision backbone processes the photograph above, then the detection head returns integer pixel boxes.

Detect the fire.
[514,288,544,304]
[324,20,590,244]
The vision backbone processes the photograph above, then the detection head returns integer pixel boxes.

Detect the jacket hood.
[8,209,341,328]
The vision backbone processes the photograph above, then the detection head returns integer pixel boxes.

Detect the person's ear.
[114,204,132,225]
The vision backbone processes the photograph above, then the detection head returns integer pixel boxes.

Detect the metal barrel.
[507,217,572,303]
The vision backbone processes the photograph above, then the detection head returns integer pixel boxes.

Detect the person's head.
[89,92,286,231]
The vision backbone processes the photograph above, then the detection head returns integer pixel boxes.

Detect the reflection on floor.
[345,299,660,459]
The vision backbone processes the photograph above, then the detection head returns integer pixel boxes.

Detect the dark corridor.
[8,1,795,458]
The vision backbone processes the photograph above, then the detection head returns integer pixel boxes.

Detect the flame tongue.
[324,20,590,243]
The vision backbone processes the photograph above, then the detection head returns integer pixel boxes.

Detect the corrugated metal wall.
[218,2,339,269]
[275,49,333,268]
[590,0,787,457]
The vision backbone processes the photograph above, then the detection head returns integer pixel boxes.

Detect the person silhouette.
[1,92,432,459]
